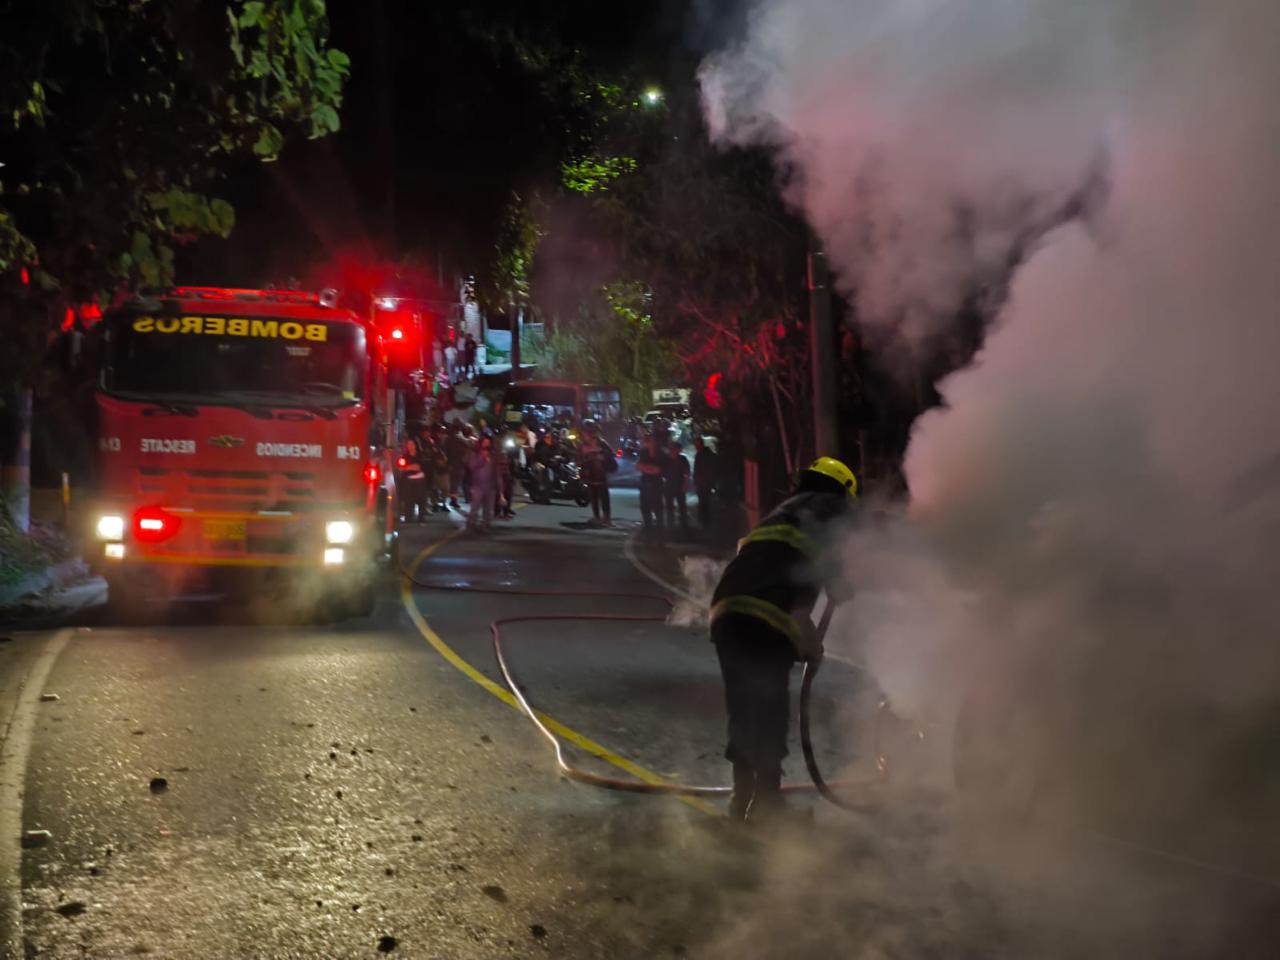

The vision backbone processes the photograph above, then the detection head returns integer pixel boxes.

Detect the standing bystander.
[576,419,615,527]
[694,436,720,529]
[466,436,498,530]
[637,433,667,535]
[445,422,468,509]
[664,440,691,532]
[463,333,478,381]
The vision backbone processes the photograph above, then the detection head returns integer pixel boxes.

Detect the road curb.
[0,628,75,958]
[0,558,90,613]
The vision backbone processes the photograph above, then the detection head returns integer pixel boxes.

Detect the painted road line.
[400,533,719,816]
[0,628,74,958]
[621,533,702,606]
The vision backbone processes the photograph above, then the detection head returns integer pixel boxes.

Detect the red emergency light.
[363,462,382,485]
[705,372,724,410]
[391,327,405,341]
[61,302,105,332]
[133,505,182,543]
[396,456,408,468]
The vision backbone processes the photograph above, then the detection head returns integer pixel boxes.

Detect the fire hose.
[400,539,882,808]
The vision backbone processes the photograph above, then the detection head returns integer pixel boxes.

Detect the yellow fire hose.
[401,542,883,806]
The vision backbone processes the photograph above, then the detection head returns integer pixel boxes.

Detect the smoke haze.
[699,0,1280,950]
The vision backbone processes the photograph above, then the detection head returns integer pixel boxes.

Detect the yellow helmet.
[806,456,858,497]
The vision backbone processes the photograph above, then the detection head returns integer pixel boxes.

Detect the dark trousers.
[588,481,610,520]
[697,486,713,527]
[400,476,427,521]
[712,614,795,810]
[640,480,664,529]
[495,474,514,515]
[664,488,688,528]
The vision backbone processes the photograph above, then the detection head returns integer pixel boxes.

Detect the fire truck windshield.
[102,314,368,407]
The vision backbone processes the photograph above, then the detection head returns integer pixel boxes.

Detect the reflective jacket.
[711,490,849,658]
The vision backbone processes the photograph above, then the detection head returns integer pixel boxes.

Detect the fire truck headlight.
[96,514,125,540]
[325,520,355,545]
[323,547,345,565]
[104,543,126,560]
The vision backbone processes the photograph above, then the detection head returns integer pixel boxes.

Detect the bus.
[500,381,623,444]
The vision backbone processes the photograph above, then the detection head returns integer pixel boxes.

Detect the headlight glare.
[97,514,125,540]
[325,520,355,544]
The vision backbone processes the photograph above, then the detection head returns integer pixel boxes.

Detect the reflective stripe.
[739,523,817,557]
[710,595,804,647]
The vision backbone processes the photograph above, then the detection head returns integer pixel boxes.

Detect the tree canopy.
[0,0,348,382]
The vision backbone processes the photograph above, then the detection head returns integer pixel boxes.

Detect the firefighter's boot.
[745,768,785,825]
[728,763,755,822]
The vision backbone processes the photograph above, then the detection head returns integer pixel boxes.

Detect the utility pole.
[808,238,838,459]
[509,303,522,383]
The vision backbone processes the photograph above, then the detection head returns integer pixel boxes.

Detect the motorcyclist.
[515,421,538,464]
[710,457,858,823]
[530,430,558,501]
[534,430,557,470]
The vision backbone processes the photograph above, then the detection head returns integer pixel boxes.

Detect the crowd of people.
[433,331,480,386]
[394,418,518,532]
[636,430,720,537]
[394,414,720,537]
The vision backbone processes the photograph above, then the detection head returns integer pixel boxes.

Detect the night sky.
[182,0,741,293]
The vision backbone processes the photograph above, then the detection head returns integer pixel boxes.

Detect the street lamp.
[641,87,663,107]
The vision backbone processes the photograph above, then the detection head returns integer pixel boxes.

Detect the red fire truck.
[88,287,397,617]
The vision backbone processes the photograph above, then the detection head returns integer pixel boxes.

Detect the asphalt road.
[2,489,1279,958]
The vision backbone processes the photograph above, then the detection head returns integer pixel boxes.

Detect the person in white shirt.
[444,341,458,383]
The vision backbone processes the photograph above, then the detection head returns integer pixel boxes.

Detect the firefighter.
[710,456,857,822]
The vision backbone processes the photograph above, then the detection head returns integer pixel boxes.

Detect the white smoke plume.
[667,554,729,628]
[700,0,1280,938]
[701,0,1126,342]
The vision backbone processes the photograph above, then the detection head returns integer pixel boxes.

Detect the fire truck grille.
[246,535,298,555]
[190,485,271,496]
[189,469,270,480]
[133,467,326,510]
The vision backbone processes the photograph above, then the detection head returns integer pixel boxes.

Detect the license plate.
[202,518,246,541]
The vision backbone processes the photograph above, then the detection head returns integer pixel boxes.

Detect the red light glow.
[705,372,724,410]
[20,268,29,286]
[132,506,181,543]
[363,463,382,484]
[396,457,408,468]
[391,328,405,340]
